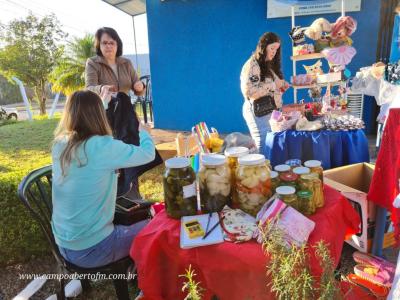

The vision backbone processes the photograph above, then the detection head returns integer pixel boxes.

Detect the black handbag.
[114,197,152,225]
[253,95,276,117]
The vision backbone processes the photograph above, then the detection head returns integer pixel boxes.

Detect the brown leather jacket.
[85,55,143,95]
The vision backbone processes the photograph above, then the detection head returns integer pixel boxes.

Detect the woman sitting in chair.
[51,90,155,268]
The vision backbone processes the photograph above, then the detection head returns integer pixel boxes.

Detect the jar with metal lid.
[276,186,298,211]
[299,174,324,209]
[293,167,310,187]
[225,147,249,204]
[274,164,291,176]
[236,154,271,216]
[285,159,302,169]
[297,190,315,215]
[270,171,280,193]
[198,154,231,213]
[279,172,299,188]
[304,160,323,183]
[163,157,197,219]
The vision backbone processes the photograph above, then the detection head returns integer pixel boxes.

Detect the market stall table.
[130,185,360,300]
[264,129,370,169]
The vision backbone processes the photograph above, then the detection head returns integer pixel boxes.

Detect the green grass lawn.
[0,117,163,266]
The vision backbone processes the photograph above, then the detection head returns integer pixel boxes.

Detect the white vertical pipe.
[12,76,33,121]
[341,0,345,17]
[291,6,297,103]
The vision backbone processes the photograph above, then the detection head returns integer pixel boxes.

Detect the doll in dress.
[330,16,357,47]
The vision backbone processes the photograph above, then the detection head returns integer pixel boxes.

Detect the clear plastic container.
[276,186,298,211]
[198,154,231,213]
[163,157,197,219]
[236,154,271,216]
[304,160,323,183]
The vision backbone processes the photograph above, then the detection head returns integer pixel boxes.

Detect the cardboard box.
[323,163,395,253]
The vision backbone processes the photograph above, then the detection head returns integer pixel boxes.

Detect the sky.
[0,0,149,54]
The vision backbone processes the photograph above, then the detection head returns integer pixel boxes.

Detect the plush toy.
[314,33,331,53]
[330,16,357,47]
[304,18,332,41]
[293,43,314,56]
[289,26,306,45]
[303,60,324,77]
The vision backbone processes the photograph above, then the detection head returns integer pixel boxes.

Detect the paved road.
[3,101,65,120]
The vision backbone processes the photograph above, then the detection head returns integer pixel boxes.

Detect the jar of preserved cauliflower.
[236,154,271,216]
[198,154,231,213]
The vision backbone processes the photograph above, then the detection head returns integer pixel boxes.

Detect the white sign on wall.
[267,0,362,19]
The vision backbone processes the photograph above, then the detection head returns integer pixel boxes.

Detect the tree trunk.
[34,86,47,115]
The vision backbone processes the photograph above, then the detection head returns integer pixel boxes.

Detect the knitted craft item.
[289,26,306,45]
[322,45,356,67]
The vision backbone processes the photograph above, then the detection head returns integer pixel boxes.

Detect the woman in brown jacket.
[85,27,145,98]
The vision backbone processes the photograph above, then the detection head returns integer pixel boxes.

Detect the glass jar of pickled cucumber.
[279,172,299,188]
[297,190,315,215]
[285,159,302,169]
[304,160,324,183]
[235,154,271,216]
[198,154,231,213]
[270,171,280,193]
[293,167,310,176]
[163,157,197,219]
[225,147,249,204]
[274,164,291,176]
[276,186,298,211]
[299,174,324,209]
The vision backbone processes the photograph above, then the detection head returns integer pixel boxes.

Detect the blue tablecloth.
[264,129,370,170]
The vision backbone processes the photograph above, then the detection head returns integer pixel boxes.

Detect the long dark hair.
[254,32,283,81]
[95,27,123,57]
[54,90,112,176]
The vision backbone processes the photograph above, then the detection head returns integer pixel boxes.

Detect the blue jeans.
[242,100,271,155]
[59,220,149,268]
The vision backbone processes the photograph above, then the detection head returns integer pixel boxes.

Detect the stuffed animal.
[289,26,306,45]
[293,44,314,56]
[303,60,324,77]
[305,18,332,41]
[314,33,331,53]
[330,16,357,47]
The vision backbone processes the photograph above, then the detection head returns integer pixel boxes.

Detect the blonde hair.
[54,90,112,176]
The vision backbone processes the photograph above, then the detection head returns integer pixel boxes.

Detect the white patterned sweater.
[240,55,282,108]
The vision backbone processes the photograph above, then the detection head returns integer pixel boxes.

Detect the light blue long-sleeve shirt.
[51,130,155,250]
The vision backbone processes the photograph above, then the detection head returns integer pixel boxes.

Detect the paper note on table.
[180,213,224,249]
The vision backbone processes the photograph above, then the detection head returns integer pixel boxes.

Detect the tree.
[0,14,66,114]
[49,34,95,95]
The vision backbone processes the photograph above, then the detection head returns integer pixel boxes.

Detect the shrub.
[0,118,57,266]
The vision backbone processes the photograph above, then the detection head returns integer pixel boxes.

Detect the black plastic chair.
[17,165,134,300]
[135,75,153,124]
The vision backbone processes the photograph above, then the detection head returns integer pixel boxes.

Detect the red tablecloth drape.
[131,185,360,300]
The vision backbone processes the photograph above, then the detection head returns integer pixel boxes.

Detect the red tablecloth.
[131,185,360,300]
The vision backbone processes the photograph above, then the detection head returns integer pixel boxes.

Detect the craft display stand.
[289,0,346,103]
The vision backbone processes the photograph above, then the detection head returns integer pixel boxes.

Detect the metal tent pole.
[292,6,297,103]
[341,0,345,17]
[132,15,139,71]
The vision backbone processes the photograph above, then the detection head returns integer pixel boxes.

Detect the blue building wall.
[146,0,380,133]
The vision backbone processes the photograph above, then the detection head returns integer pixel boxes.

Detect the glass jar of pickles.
[297,190,315,215]
[279,172,299,188]
[276,186,298,210]
[163,157,197,219]
[274,164,291,176]
[198,154,231,213]
[293,167,310,176]
[299,174,325,209]
[270,171,279,193]
[225,147,249,203]
[285,159,302,169]
[304,160,324,183]
[236,154,271,216]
